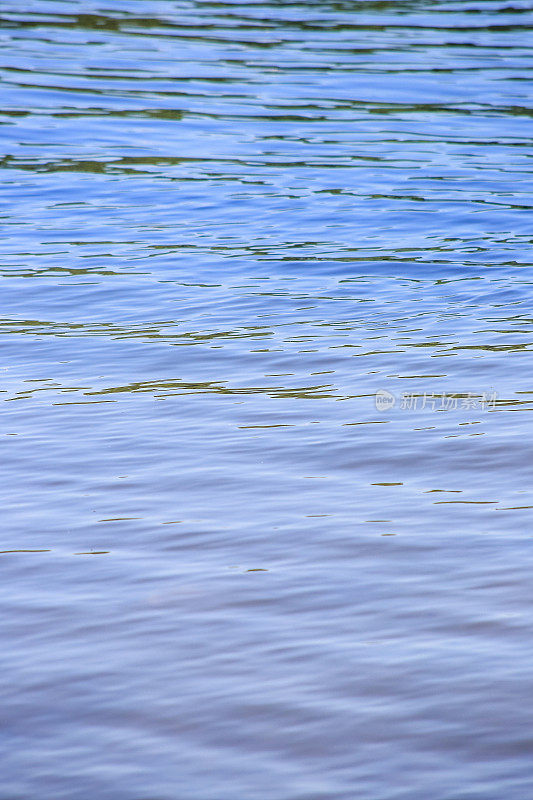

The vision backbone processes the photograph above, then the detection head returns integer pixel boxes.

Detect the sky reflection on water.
[2,1,533,798]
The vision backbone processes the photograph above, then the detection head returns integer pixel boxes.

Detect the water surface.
[2,1,533,798]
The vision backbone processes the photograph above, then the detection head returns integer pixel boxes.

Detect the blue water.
[2,2,533,798]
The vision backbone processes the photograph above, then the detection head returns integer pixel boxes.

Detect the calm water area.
[2,1,533,798]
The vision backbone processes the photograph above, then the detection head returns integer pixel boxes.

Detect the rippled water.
[2,1,533,798]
